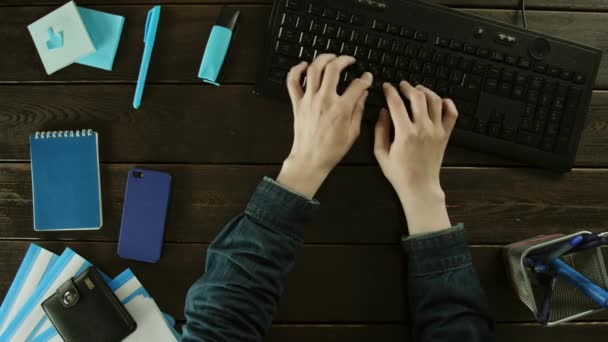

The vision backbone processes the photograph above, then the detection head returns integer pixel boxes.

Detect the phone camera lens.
[133,171,144,179]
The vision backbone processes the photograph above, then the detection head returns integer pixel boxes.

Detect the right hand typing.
[373,81,459,235]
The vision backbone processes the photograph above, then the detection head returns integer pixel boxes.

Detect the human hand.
[374,81,459,235]
[276,54,373,199]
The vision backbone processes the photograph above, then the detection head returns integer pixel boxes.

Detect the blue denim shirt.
[182,177,495,341]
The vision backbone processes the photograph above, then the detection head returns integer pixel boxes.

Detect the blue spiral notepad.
[29,129,102,231]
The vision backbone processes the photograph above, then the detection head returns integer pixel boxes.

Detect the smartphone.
[118,168,172,263]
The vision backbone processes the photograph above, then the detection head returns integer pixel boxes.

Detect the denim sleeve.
[182,177,319,342]
[402,224,495,342]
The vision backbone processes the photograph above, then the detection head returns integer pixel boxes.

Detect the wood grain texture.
[2,164,608,244]
[1,241,607,323]
[266,323,608,342]
[1,6,607,87]
[1,86,607,166]
[1,0,607,11]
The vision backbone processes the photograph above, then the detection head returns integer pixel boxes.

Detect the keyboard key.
[432,52,446,65]
[527,89,539,103]
[501,127,516,140]
[501,70,515,83]
[517,131,541,147]
[388,24,402,35]
[281,13,299,28]
[365,34,381,48]
[278,27,301,43]
[477,48,490,58]
[423,77,436,89]
[309,20,324,34]
[382,66,396,81]
[463,74,482,90]
[524,104,535,117]
[285,0,299,9]
[381,52,396,66]
[521,117,533,131]
[488,123,501,137]
[437,80,450,97]
[396,70,410,82]
[436,66,449,79]
[539,93,552,107]
[351,14,364,26]
[560,70,572,81]
[419,47,434,60]
[409,60,423,73]
[554,96,566,110]
[464,43,477,54]
[299,32,315,46]
[308,4,323,15]
[446,55,461,68]
[548,65,561,77]
[515,74,528,85]
[488,67,501,79]
[475,120,488,134]
[533,63,547,73]
[491,51,505,62]
[540,137,555,151]
[313,36,328,49]
[352,30,365,44]
[341,42,356,55]
[275,41,300,57]
[422,62,436,76]
[505,55,518,65]
[337,27,353,40]
[512,86,525,100]
[324,24,339,38]
[573,73,585,84]
[369,49,382,63]
[410,73,423,85]
[392,40,406,54]
[456,115,474,130]
[272,54,298,70]
[327,39,341,53]
[530,76,543,89]
[337,11,351,22]
[451,85,478,101]
[414,31,428,42]
[379,38,393,50]
[401,27,415,39]
[485,78,498,93]
[323,8,338,19]
[373,20,388,32]
[449,70,464,84]
[354,60,368,74]
[354,46,369,59]
[459,58,473,72]
[299,47,315,60]
[295,17,311,30]
[405,45,420,57]
[368,63,381,77]
[517,58,531,69]
[499,82,512,97]
[450,40,463,51]
[471,63,487,76]
[435,37,450,48]
[396,55,410,69]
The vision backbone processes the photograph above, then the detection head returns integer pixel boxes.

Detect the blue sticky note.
[76,7,125,71]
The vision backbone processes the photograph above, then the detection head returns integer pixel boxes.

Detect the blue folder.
[30,129,102,231]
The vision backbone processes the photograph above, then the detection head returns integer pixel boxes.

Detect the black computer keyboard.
[254,0,602,171]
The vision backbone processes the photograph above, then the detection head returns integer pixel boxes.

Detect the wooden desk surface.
[1,0,607,340]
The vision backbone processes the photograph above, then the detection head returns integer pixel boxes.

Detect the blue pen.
[133,6,161,109]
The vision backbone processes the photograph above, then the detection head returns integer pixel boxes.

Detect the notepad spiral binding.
[34,129,95,139]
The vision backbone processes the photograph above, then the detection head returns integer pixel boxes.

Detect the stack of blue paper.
[0,244,181,341]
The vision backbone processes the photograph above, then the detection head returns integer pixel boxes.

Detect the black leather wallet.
[41,266,137,342]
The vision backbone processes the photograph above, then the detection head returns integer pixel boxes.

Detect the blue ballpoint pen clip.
[133,6,161,109]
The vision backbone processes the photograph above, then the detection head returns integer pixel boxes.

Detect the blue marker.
[198,7,240,85]
[133,6,160,109]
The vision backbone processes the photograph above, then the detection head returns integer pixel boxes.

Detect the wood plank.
[1,0,607,11]
[266,323,608,342]
[1,6,607,87]
[1,241,607,323]
[1,86,607,166]
[2,164,608,244]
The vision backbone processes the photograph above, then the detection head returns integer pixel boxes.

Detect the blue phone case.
[118,168,172,263]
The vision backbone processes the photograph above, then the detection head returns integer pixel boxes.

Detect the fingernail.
[363,72,372,80]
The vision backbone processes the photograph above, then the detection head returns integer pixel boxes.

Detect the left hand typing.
[277,54,373,199]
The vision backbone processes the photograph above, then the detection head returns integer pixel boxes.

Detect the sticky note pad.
[77,7,125,71]
[27,1,96,75]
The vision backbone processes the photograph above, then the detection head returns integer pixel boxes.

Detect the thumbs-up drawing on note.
[46,28,63,50]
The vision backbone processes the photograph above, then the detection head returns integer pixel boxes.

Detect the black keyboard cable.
[521,0,528,28]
